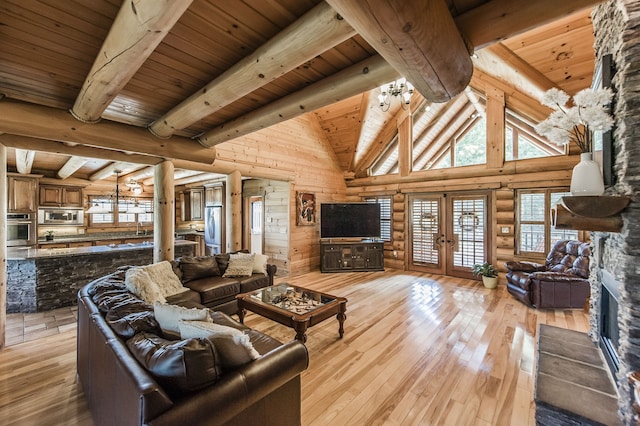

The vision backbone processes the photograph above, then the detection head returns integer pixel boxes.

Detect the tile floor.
[5,306,78,346]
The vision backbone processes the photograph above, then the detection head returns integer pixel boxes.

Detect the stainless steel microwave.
[38,208,84,226]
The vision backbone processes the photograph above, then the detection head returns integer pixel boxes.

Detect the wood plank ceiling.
[0,0,602,186]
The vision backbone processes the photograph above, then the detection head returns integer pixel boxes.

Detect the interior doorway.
[408,192,490,279]
[244,196,263,254]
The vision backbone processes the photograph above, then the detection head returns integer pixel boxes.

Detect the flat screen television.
[320,203,381,239]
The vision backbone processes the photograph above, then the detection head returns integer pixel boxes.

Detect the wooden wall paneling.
[486,87,505,169]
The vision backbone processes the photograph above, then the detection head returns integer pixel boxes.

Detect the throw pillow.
[252,253,269,275]
[154,302,212,334]
[178,320,260,369]
[222,253,256,278]
[126,332,221,395]
[179,256,221,283]
[125,268,166,305]
[137,261,188,298]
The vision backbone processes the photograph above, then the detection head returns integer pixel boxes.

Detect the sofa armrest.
[504,261,545,272]
[148,340,309,426]
[266,263,277,285]
[530,271,589,284]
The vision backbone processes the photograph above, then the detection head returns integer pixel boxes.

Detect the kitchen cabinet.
[182,188,204,221]
[8,176,38,213]
[39,185,83,207]
[320,242,384,273]
[205,186,223,206]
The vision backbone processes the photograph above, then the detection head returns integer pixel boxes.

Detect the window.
[251,199,262,234]
[88,196,153,227]
[365,196,392,241]
[505,112,564,160]
[454,117,486,166]
[517,189,580,255]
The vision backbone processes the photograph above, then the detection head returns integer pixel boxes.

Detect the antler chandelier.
[378,78,414,112]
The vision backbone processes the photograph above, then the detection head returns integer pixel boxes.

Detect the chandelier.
[87,170,145,213]
[378,78,414,112]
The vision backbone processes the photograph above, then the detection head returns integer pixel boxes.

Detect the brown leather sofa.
[504,240,590,309]
[170,253,277,316]
[77,268,309,426]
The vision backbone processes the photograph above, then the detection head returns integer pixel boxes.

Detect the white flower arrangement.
[534,87,614,153]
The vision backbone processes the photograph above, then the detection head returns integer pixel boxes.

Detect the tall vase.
[570,152,605,196]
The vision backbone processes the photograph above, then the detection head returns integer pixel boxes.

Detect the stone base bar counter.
[7,240,196,313]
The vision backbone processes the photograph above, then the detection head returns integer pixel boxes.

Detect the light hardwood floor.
[0,269,589,425]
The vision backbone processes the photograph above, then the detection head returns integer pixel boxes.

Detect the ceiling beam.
[71,0,192,123]
[0,99,216,164]
[89,162,139,181]
[14,149,35,174]
[0,134,163,166]
[198,55,399,146]
[57,156,88,180]
[472,43,557,101]
[455,0,603,50]
[141,169,203,186]
[326,0,473,103]
[148,2,355,138]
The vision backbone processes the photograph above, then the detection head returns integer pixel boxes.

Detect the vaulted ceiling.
[0,0,601,187]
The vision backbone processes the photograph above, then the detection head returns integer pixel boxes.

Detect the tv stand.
[320,241,384,273]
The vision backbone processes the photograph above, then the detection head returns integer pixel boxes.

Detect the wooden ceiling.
[0,0,602,187]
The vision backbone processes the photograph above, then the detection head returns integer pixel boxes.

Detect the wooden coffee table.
[237,284,347,343]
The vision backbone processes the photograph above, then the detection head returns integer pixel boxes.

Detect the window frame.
[515,188,586,257]
[87,195,153,228]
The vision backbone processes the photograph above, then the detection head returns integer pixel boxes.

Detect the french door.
[409,192,490,279]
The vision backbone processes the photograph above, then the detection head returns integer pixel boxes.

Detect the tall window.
[517,189,580,255]
[365,196,392,241]
[455,117,486,166]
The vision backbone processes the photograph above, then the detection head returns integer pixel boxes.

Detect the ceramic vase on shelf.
[570,152,605,196]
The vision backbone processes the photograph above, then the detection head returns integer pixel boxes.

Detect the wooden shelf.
[553,196,631,232]
[561,196,630,218]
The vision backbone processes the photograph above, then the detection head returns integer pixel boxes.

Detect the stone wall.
[7,244,194,313]
[592,1,640,423]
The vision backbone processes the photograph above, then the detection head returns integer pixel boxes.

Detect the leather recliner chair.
[504,240,590,309]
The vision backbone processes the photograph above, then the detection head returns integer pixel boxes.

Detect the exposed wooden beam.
[148,2,355,138]
[198,55,399,146]
[174,173,224,186]
[57,156,87,180]
[14,149,35,174]
[473,43,557,101]
[455,0,602,50]
[0,134,163,166]
[89,162,138,181]
[326,0,473,103]
[71,0,192,123]
[0,100,215,164]
[142,169,203,186]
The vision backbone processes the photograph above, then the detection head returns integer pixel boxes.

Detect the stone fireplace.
[589,1,640,423]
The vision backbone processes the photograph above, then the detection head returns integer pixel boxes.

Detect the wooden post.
[486,86,505,169]
[226,171,242,252]
[397,111,413,177]
[0,143,6,350]
[153,161,175,262]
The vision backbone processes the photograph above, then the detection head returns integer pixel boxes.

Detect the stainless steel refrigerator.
[204,205,222,254]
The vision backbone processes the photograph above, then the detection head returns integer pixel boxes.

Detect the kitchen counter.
[7,240,197,313]
[8,240,196,260]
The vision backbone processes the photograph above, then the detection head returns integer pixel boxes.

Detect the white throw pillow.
[178,320,260,369]
[223,253,256,277]
[252,253,269,275]
[138,261,188,298]
[125,268,166,304]
[154,302,211,334]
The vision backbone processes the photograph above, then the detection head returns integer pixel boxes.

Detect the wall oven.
[7,213,37,247]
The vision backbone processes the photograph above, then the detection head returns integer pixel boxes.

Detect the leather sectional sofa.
[504,240,591,309]
[169,253,277,316]
[77,267,309,426]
